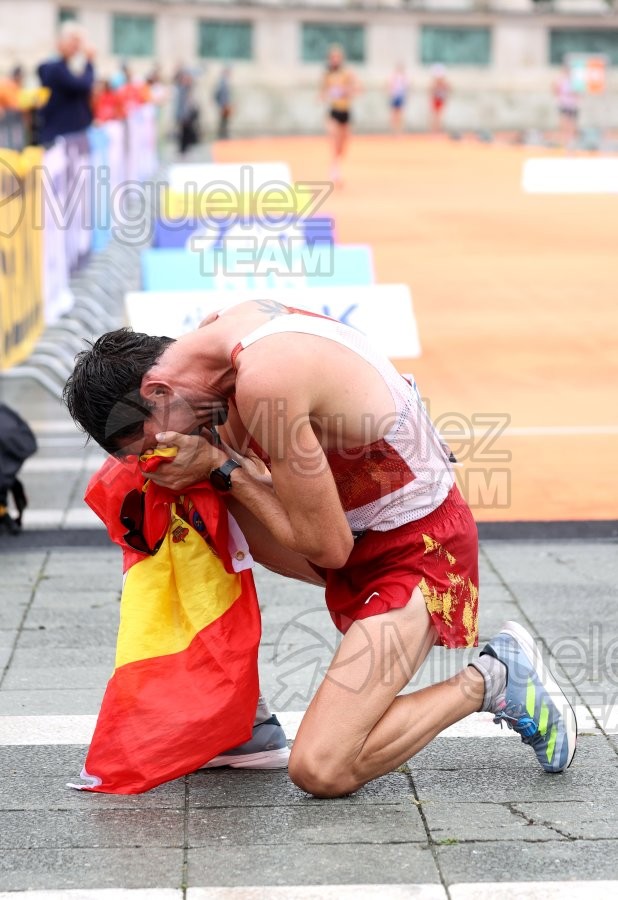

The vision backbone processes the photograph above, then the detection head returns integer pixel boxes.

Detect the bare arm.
[149,428,352,569]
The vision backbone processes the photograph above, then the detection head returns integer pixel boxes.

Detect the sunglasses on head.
[120,488,163,556]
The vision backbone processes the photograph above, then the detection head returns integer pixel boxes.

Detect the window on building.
[198,21,253,60]
[421,26,491,67]
[301,24,365,64]
[58,7,78,24]
[550,29,618,67]
[112,14,155,58]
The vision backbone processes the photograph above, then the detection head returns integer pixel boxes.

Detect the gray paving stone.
[188,769,413,807]
[0,808,185,849]
[420,800,560,843]
[512,799,618,840]
[436,839,618,883]
[2,664,112,691]
[410,734,618,772]
[42,551,120,578]
[14,622,120,649]
[0,593,31,630]
[24,604,120,626]
[514,584,618,627]
[0,774,186,810]
[0,629,18,650]
[0,745,93,777]
[0,848,184,890]
[30,587,121,608]
[0,647,11,669]
[188,803,426,846]
[482,543,618,587]
[0,688,105,715]
[0,554,46,586]
[411,763,618,805]
[9,646,116,668]
[186,843,440,887]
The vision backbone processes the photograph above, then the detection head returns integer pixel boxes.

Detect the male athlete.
[64,300,577,797]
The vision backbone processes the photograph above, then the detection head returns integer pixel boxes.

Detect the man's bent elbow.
[308,534,353,570]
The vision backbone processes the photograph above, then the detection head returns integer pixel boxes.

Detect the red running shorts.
[316,485,479,648]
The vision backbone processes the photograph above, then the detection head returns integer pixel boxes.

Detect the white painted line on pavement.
[190,888,445,899]
[0,892,181,900]
[441,425,618,438]
[23,457,104,474]
[20,509,105,529]
[0,705,614,746]
[451,884,618,900]
[35,437,91,449]
[0,890,445,900]
[30,420,84,434]
[1,884,616,900]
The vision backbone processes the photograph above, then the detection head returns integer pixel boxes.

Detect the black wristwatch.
[209,458,241,492]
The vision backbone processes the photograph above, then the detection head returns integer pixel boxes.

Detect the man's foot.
[202,714,290,770]
[478,621,577,773]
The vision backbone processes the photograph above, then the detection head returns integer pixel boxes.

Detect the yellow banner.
[0,147,44,370]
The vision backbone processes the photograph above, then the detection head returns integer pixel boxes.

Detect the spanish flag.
[70,454,261,794]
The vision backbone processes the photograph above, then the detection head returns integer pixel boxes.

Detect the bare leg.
[289,586,484,797]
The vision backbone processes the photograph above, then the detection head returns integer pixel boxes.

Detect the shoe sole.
[202,746,290,770]
[501,620,578,772]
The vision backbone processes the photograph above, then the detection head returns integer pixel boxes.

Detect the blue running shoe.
[202,715,290,770]
[481,621,577,773]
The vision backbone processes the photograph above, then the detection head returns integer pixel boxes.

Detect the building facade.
[2,0,617,132]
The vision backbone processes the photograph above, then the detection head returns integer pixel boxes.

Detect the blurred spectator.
[92,79,121,124]
[146,67,169,108]
[429,64,450,134]
[554,63,580,149]
[37,21,95,144]
[320,44,360,187]
[213,67,233,140]
[0,65,28,149]
[174,68,200,154]
[388,63,408,136]
[0,65,23,114]
[115,63,149,118]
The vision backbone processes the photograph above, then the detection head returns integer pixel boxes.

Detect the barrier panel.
[127,104,158,183]
[152,216,335,250]
[0,105,158,367]
[88,125,111,253]
[41,141,72,324]
[161,161,324,219]
[522,158,618,194]
[140,245,374,292]
[63,131,93,273]
[126,284,421,359]
[0,148,44,369]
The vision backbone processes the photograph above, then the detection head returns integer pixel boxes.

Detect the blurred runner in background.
[320,44,360,186]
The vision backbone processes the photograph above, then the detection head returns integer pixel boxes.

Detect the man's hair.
[63,328,174,454]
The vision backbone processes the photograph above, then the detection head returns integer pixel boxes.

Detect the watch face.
[210,459,239,492]
[210,468,231,492]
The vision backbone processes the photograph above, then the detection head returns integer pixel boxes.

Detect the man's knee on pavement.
[288,742,359,798]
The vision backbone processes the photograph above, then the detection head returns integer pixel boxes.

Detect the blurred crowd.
[0,21,230,155]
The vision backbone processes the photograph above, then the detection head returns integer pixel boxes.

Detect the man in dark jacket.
[37,22,95,145]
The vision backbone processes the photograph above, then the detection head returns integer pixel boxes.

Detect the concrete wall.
[1,0,616,132]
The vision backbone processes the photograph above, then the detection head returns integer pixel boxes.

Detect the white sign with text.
[125,284,421,359]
